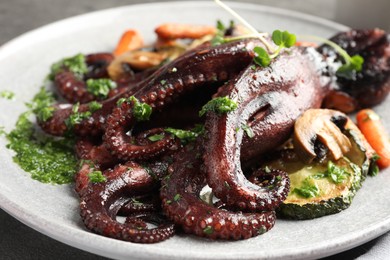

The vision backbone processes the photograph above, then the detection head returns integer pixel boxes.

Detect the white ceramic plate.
[0,2,389,260]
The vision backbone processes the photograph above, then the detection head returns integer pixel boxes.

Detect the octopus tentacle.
[320,29,390,112]
[103,39,264,159]
[40,38,262,137]
[161,145,276,240]
[75,138,120,170]
[119,194,161,215]
[103,100,177,160]
[79,161,174,243]
[54,53,114,104]
[203,47,328,211]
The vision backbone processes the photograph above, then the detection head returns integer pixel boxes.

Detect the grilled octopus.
[39,28,389,243]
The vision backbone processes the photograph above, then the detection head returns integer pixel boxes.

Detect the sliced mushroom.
[108,50,167,80]
[293,109,352,163]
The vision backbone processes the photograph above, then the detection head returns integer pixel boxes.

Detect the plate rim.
[0,1,388,260]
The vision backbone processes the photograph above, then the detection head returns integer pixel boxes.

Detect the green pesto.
[6,112,77,184]
[26,87,56,122]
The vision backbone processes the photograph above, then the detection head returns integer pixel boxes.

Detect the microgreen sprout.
[298,34,364,79]
[253,30,296,67]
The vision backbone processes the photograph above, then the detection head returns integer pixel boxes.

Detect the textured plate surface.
[0,2,389,260]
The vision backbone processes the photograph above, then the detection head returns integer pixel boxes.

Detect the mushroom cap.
[293,109,352,163]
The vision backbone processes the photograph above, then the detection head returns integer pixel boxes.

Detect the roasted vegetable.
[263,110,377,219]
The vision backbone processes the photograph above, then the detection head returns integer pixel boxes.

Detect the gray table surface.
[1,0,389,259]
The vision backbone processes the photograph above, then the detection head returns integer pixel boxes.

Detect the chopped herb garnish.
[293,179,319,198]
[336,55,364,79]
[369,154,380,176]
[129,96,152,121]
[326,161,350,184]
[49,53,87,80]
[171,67,177,73]
[88,170,107,183]
[203,226,213,235]
[130,198,143,206]
[116,97,127,107]
[86,78,117,99]
[264,166,271,173]
[26,87,56,122]
[165,125,204,144]
[148,134,165,142]
[166,200,172,204]
[224,181,231,189]
[65,103,91,129]
[199,96,237,116]
[258,226,267,235]
[242,124,254,138]
[0,90,15,100]
[173,194,181,202]
[88,101,103,112]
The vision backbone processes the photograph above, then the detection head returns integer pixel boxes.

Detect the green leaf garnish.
[0,90,15,100]
[173,194,182,202]
[326,161,350,184]
[26,87,56,122]
[148,134,165,142]
[49,53,87,80]
[165,124,204,144]
[88,170,107,183]
[88,101,103,112]
[129,96,152,121]
[199,96,238,116]
[293,179,319,198]
[253,46,271,67]
[336,55,364,79]
[241,124,254,138]
[203,226,213,235]
[86,78,117,99]
[65,103,91,129]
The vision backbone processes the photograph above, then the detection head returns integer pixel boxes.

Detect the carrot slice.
[155,23,216,39]
[113,30,144,56]
[356,109,390,168]
[295,41,318,47]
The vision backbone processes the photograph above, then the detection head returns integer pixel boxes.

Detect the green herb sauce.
[4,87,78,184]
[6,112,77,184]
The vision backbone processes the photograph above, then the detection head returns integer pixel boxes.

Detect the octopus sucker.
[160,145,276,240]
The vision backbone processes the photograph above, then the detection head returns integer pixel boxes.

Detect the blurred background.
[1,0,389,45]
